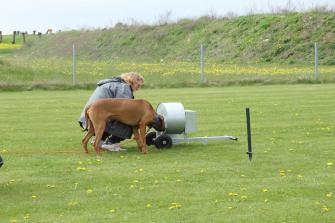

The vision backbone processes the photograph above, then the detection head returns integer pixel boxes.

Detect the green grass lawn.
[0,85,334,222]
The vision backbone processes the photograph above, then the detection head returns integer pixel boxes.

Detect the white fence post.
[314,42,318,80]
[72,44,76,85]
[200,43,205,83]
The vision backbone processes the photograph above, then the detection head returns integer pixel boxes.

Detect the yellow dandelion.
[46,184,55,188]
[322,206,330,212]
[86,189,93,194]
[68,201,78,206]
[139,168,144,172]
[241,195,248,200]
[31,195,37,199]
[326,192,333,198]
[228,192,238,196]
[146,203,152,208]
[77,166,86,171]
[169,202,182,209]
[327,162,334,167]
[262,188,269,193]
[133,179,139,183]
[24,213,30,220]
[11,219,17,223]
[2,149,8,153]
[279,170,286,176]
[110,209,116,213]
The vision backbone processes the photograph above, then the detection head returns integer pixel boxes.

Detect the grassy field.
[0,85,334,222]
[1,56,335,90]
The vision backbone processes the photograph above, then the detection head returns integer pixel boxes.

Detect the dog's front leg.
[132,127,142,152]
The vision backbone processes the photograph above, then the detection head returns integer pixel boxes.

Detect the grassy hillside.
[15,11,335,65]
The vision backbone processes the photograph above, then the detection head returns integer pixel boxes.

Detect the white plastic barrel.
[156,102,186,134]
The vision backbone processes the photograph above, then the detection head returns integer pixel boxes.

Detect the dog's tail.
[83,105,91,132]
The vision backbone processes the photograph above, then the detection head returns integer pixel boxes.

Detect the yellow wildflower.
[241,195,248,200]
[68,201,78,206]
[228,192,238,196]
[322,206,330,212]
[24,213,30,220]
[169,202,182,210]
[77,166,86,171]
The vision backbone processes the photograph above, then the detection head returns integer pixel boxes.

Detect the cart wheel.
[154,134,172,149]
[146,132,157,146]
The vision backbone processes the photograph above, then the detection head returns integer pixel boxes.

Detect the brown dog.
[82,98,165,154]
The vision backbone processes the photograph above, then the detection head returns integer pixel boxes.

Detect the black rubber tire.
[154,134,173,149]
[145,132,157,146]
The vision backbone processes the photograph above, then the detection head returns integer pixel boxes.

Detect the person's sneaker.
[101,142,126,152]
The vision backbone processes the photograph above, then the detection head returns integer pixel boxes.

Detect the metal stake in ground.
[0,155,3,168]
[246,108,253,161]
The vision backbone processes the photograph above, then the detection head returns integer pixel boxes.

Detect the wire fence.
[69,42,334,86]
[1,40,335,89]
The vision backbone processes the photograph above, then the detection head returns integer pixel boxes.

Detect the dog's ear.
[158,115,166,131]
